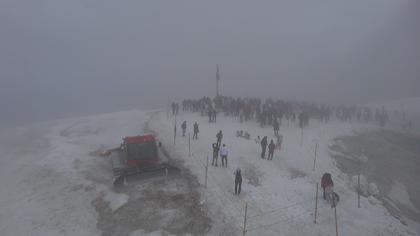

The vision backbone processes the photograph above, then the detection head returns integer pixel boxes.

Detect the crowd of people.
[181,96,399,129]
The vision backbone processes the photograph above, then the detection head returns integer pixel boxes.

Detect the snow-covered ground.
[0,110,148,236]
[149,111,420,236]
[0,107,419,235]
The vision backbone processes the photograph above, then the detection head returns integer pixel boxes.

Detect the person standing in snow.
[212,143,220,166]
[212,109,217,123]
[216,130,223,147]
[268,139,276,160]
[220,144,228,167]
[181,121,187,137]
[175,103,180,115]
[321,173,334,200]
[207,107,213,122]
[193,122,199,140]
[260,136,268,158]
[273,119,280,136]
[172,102,176,116]
[234,168,242,195]
[324,184,334,205]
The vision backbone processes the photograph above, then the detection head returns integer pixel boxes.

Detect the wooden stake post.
[314,183,319,224]
[335,206,339,236]
[358,174,361,208]
[173,120,177,145]
[300,128,303,146]
[188,133,191,157]
[205,156,209,188]
[313,143,318,171]
[243,202,248,236]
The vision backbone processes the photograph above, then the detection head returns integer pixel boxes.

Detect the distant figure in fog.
[216,130,223,147]
[268,139,276,160]
[181,121,187,137]
[273,119,279,136]
[171,102,176,116]
[212,143,219,166]
[260,136,268,159]
[193,122,199,140]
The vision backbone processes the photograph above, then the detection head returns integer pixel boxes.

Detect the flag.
[216,64,220,81]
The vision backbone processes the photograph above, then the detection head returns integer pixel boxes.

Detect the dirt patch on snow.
[289,169,306,179]
[92,163,211,236]
[244,163,262,187]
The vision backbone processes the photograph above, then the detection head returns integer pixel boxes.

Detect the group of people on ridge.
[181,96,404,129]
[180,121,199,140]
[259,136,277,160]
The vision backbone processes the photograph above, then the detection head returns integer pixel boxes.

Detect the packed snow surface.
[0,110,148,236]
[150,110,419,236]
[0,108,418,235]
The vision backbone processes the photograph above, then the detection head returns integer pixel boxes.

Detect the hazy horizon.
[1,0,419,125]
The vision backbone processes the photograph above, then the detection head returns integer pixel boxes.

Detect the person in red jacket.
[321,173,334,200]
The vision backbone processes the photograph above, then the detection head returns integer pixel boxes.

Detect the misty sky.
[1,0,419,125]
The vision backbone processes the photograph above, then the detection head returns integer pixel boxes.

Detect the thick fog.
[1,0,419,125]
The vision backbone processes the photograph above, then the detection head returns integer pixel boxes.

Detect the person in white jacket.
[220,144,228,167]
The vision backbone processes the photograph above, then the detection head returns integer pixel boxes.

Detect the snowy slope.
[0,108,418,236]
[149,111,419,236]
[0,110,148,236]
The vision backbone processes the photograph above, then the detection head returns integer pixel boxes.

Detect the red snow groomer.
[110,134,173,186]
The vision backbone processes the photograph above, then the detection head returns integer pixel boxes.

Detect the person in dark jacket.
[172,102,176,116]
[212,143,219,166]
[193,122,199,140]
[273,119,280,136]
[260,136,268,158]
[181,121,187,137]
[268,139,276,160]
[216,130,223,147]
[234,168,242,195]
